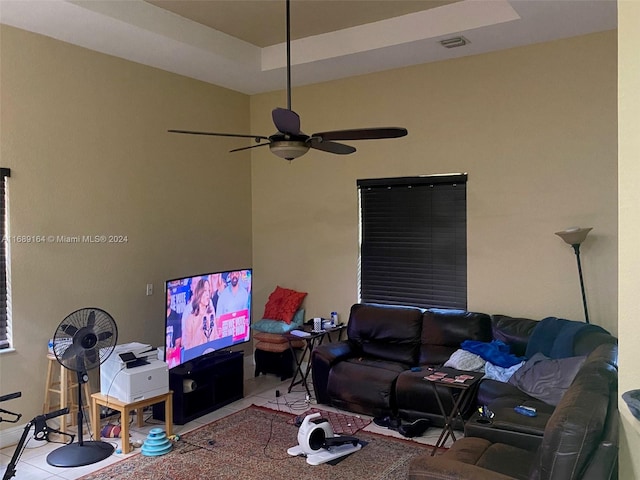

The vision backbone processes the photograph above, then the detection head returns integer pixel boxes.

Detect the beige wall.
[0,25,253,426]
[0,22,623,462]
[251,31,618,337]
[618,2,640,478]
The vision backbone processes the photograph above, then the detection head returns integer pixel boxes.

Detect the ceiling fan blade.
[312,127,408,142]
[229,143,271,153]
[272,108,301,135]
[309,139,356,155]
[168,129,270,141]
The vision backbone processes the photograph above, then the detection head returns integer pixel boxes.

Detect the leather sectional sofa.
[408,346,619,479]
[311,303,618,444]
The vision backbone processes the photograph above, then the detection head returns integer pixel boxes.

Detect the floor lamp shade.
[555,227,593,323]
[555,227,592,246]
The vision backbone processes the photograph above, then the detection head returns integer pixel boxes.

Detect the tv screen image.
[164,268,252,369]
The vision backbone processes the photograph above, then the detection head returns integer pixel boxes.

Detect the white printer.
[100,342,169,403]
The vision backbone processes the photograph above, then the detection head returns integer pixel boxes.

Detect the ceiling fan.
[168,0,408,161]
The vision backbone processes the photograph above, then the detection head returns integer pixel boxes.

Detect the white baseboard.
[0,422,30,449]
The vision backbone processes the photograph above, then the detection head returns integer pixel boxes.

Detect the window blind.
[358,174,467,310]
[1,168,10,349]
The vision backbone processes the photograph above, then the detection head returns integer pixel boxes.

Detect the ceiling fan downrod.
[286,0,292,112]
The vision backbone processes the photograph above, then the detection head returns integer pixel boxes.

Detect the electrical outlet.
[146,283,153,296]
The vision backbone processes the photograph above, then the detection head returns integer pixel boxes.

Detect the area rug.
[284,407,371,435]
[79,405,433,480]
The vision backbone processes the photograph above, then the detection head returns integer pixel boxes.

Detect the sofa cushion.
[476,378,533,408]
[327,357,406,417]
[251,309,304,333]
[508,353,586,406]
[525,316,610,359]
[409,437,535,480]
[476,442,535,479]
[420,309,492,365]
[347,303,423,365]
[490,315,538,357]
[253,331,289,344]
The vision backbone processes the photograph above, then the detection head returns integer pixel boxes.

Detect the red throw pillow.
[279,289,307,324]
[263,286,307,324]
[263,286,288,320]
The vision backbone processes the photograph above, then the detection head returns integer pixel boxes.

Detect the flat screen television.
[164,268,252,369]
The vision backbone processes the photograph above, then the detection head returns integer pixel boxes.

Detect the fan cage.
[53,307,118,372]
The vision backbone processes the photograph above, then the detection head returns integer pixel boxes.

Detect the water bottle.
[331,311,338,326]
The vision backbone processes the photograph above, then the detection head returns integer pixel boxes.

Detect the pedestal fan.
[46,308,118,467]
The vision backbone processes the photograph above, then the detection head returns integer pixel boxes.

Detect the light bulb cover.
[555,227,593,246]
[269,140,309,160]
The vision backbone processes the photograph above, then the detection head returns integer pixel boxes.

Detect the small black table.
[284,324,346,396]
[423,367,483,455]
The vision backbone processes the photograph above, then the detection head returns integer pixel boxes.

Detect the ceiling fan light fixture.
[269,140,310,160]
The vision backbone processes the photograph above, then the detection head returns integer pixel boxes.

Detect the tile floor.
[1,373,456,480]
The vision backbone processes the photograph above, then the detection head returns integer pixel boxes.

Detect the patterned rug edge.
[77,406,301,480]
[78,404,442,479]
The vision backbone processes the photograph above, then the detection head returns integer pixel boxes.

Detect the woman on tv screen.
[183,277,216,349]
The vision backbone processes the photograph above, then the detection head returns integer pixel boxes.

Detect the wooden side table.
[91,391,173,454]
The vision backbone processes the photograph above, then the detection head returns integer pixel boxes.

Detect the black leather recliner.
[312,303,493,420]
[313,303,425,418]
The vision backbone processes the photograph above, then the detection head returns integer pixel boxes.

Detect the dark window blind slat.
[0,168,10,349]
[358,175,467,310]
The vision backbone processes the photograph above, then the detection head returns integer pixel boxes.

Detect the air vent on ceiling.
[439,36,470,49]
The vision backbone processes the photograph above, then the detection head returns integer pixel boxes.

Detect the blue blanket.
[524,316,609,359]
[461,339,524,368]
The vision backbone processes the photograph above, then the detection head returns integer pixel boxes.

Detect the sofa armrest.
[314,340,356,364]
[311,341,358,404]
[409,455,515,480]
[465,411,547,451]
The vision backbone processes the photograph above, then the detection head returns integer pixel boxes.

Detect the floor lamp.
[555,227,593,324]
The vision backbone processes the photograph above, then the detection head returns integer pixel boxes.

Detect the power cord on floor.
[260,391,303,461]
[264,384,314,412]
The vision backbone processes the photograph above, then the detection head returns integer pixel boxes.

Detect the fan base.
[47,441,114,467]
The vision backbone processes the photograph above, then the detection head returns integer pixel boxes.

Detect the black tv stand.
[153,350,243,425]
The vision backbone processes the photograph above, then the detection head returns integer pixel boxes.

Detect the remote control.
[514,405,537,417]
